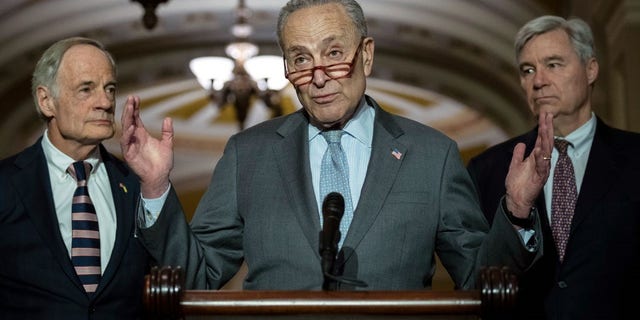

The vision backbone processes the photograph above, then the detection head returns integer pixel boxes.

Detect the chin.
[92,129,115,141]
[533,104,555,115]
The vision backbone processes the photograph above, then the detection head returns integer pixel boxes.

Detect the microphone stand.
[319,192,367,290]
[320,230,340,290]
[319,230,368,291]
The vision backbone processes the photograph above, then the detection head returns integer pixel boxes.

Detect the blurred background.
[1,0,638,289]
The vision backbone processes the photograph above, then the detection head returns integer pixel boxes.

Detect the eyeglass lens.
[285,39,364,87]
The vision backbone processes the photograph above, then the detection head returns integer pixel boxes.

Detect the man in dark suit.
[121,0,553,291]
[468,16,640,319]
[0,37,150,319]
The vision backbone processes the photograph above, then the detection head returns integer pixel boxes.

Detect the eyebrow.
[518,54,567,68]
[75,80,117,88]
[285,36,342,55]
[543,54,565,63]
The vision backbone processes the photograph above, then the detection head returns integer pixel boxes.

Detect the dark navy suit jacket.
[0,138,151,319]
[468,118,640,320]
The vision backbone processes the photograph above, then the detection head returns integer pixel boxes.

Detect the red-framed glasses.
[283,38,365,87]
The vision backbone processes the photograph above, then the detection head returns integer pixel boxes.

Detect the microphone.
[318,192,369,290]
[319,192,344,289]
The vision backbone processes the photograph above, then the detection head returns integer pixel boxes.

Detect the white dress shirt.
[42,131,116,274]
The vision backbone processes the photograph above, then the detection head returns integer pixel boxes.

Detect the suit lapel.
[12,140,85,292]
[273,111,322,257]
[341,99,406,263]
[97,146,136,293]
[571,121,616,233]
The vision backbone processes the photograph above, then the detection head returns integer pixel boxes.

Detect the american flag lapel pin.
[119,182,128,194]
[391,148,402,160]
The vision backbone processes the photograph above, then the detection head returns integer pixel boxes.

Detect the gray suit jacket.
[140,95,541,290]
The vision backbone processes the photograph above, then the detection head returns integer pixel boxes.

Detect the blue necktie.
[320,130,354,248]
[68,161,101,294]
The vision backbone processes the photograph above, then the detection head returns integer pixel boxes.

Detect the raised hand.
[504,112,554,218]
[120,95,174,198]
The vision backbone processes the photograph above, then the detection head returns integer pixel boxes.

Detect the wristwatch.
[502,197,535,229]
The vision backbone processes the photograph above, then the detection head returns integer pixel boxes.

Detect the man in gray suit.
[120,0,553,290]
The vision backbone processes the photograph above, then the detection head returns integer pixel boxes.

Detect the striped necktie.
[68,161,101,294]
[320,130,354,249]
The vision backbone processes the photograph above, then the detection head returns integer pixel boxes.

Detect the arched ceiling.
[0,0,558,162]
[0,0,572,194]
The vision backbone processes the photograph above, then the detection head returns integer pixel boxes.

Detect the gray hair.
[31,37,116,121]
[515,15,596,64]
[276,0,368,49]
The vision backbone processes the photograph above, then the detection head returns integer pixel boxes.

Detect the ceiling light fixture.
[188,0,287,130]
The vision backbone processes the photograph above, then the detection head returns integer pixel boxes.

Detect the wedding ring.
[542,155,551,160]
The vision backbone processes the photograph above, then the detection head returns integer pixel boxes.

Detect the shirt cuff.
[140,184,171,228]
[518,228,538,252]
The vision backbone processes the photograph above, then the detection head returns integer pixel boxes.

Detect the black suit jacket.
[467,118,640,320]
[0,138,151,319]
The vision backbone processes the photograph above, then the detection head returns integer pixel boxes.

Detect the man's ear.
[586,57,599,85]
[37,86,55,118]
[362,37,375,77]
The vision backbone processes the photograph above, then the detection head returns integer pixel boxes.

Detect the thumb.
[510,142,526,168]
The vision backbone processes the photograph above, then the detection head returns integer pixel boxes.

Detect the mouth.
[311,92,338,104]
[88,119,113,126]
[533,96,556,105]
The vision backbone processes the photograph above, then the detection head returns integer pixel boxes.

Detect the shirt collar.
[41,129,102,178]
[557,112,596,153]
[308,98,374,147]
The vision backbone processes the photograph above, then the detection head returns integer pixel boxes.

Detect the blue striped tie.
[68,161,101,294]
[320,130,354,248]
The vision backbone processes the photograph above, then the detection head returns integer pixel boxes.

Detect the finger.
[533,113,553,163]
[120,97,135,145]
[541,112,554,156]
[533,135,551,178]
[132,96,146,129]
[120,96,134,130]
[161,117,174,145]
[120,119,136,153]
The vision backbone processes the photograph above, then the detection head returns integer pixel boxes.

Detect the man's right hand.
[120,95,174,198]
[504,112,554,218]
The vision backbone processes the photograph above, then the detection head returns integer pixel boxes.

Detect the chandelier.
[134,0,288,130]
[190,1,287,130]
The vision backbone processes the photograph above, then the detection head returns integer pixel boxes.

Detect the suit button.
[557,281,568,288]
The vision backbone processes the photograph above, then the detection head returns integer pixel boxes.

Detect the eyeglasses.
[283,38,365,87]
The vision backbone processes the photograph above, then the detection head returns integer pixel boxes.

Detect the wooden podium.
[143,266,517,319]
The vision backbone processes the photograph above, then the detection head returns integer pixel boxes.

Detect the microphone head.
[322,192,345,219]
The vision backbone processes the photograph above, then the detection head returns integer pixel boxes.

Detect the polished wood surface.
[143,266,517,319]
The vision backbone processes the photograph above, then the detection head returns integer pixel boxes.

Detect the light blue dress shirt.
[309,99,375,221]
[543,113,596,221]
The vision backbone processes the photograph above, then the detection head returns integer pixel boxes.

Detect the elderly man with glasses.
[121,0,553,291]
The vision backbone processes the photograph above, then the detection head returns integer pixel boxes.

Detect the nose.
[311,67,330,88]
[96,89,115,111]
[532,69,548,90]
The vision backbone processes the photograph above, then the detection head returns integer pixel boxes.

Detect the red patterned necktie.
[68,161,101,294]
[551,139,577,262]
